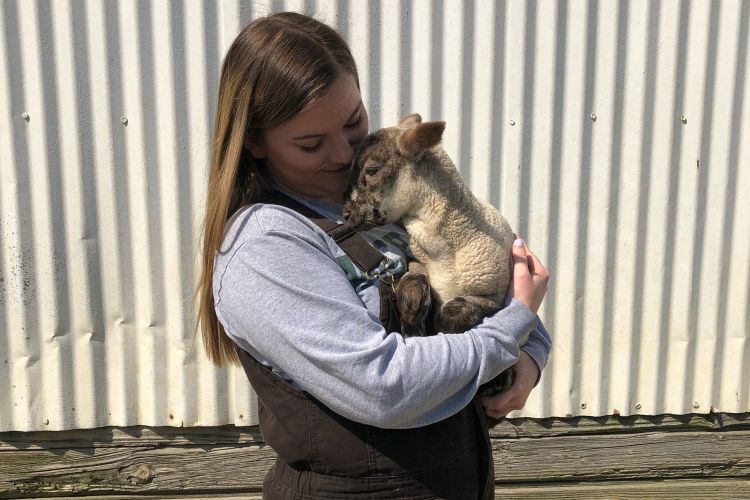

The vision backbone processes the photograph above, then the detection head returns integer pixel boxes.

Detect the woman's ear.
[244,135,266,159]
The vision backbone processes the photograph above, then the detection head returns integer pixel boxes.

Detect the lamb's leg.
[479,368,517,429]
[435,295,502,334]
[436,295,515,397]
[479,368,515,396]
[396,265,432,337]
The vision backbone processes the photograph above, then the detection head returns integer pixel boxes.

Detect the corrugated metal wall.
[1,0,748,432]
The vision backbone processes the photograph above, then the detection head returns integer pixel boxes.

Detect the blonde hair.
[195,12,359,366]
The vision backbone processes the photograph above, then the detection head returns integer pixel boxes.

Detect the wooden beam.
[0,444,272,497]
[493,478,750,499]
[2,412,746,451]
[492,429,750,482]
[489,412,750,438]
[0,426,263,451]
[1,414,749,498]
[13,479,750,500]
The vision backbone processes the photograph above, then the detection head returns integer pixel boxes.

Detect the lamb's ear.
[398,113,422,129]
[397,121,446,160]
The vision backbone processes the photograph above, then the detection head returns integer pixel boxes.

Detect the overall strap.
[262,191,386,274]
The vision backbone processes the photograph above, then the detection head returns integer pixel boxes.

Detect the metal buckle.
[365,259,399,293]
[378,270,398,293]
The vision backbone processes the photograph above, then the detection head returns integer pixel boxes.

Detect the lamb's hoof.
[436,297,484,333]
[478,368,515,397]
[397,273,431,337]
[400,323,426,338]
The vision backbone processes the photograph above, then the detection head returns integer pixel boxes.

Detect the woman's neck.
[270,177,344,206]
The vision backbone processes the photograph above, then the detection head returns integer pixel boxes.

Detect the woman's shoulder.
[221,202,331,253]
[213,203,344,301]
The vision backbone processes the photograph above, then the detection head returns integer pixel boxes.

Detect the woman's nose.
[330,134,354,165]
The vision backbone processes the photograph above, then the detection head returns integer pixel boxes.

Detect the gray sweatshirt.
[213,194,552,429]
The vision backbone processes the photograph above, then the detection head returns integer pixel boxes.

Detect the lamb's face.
[343,128,412,228]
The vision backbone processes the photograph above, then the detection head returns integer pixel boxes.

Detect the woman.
[195,12,551,499]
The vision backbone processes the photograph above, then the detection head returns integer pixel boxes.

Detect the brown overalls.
[234,193,494,499]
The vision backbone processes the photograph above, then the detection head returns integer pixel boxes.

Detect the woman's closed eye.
[298,115,362,154]
[345,114,362,128]
[299,141,323,153]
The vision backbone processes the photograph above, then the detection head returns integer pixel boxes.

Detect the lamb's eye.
[364,165,379,176]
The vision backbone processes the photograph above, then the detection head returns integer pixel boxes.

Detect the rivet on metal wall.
[590,113,597,121]
[693,402,700,409]
[21,112,29,121]
[635,403,642,410]
[43,417,49,425]
[580,402,587,409]
[509,119,516,126]
[680,115,687,124]
[121,116,128,125]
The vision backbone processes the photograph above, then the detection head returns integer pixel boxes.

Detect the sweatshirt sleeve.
[521,318,552,386]
[214,208,537,429]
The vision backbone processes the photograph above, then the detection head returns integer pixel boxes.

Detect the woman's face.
[248,72,369,204]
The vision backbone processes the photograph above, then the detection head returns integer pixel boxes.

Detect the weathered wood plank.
[0,426,264,451]
[38,496,263,500]
[493,429,750,483]
[2,428,749,498]
[0,445,273,498]
[489,412,750,438]
[493,478,750,499]
[2,412,748,451]
[24,479,750,499]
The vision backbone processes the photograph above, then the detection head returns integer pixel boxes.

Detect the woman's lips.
[324,163,352,174]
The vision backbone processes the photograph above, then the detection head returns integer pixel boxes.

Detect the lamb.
[343,113,518,394]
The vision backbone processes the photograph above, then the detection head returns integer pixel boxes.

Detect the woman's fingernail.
[514,238,525,247]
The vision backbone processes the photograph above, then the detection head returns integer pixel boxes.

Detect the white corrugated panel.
[0,0,748,432]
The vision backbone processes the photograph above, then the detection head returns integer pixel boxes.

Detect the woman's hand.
[507,237,549,314]
[480,351,539,419]
[481,237,550,421]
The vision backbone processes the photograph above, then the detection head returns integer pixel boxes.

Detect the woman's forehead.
[280,74,362,135]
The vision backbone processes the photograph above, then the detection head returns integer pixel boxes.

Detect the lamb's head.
[343,114,445,228]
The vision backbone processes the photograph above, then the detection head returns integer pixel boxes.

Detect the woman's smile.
[321,163,353,174]
[246,73,369,204]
